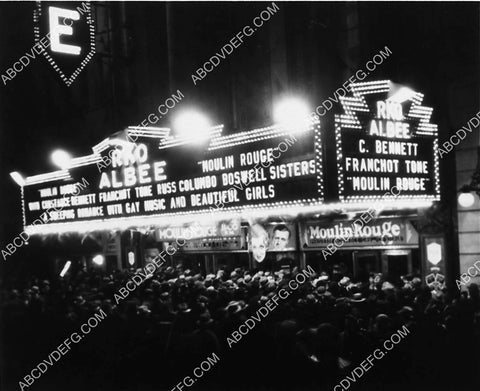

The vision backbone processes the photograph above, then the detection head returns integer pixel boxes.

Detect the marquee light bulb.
[173,110,210,142]
[458,192,475,208]
[273,97,311,133]
[51,149,72,169]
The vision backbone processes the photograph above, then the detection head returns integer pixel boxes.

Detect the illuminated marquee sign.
[154,219,242,241]
[301,217,419,249]
[22,121,323,232]
[154,219,245,252]
[34,1,95,86]
[336,80,440,202]
[172,235,247,252]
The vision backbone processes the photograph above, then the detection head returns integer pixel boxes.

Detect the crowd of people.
[2,262,480,391]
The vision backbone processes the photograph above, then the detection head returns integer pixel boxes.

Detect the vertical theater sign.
[335,80,440,203]
[325,80,443,284]
[34,1,95,86]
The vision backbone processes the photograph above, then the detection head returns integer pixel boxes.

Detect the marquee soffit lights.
[33,1,96,86]
[51,149,72,169]
[24,199,435,236]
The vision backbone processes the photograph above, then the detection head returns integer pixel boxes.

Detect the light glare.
[92,254,105,266]
[51,149,72,169]
[173,110,210,142]
[273,97,311,132]
[128,251,135,266]
[458,192,475,208]
[60,260,71,277]
[388,86,415,103]
[10,171,25,186]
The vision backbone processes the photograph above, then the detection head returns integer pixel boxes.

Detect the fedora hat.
[349,293,366,303]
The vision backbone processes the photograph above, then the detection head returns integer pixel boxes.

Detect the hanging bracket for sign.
[335,80,440,203]
[33,1,95,86]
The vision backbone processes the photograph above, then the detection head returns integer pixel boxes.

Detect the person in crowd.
[2,264,480,391]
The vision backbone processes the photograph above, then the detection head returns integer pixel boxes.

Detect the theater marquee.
[335,80,440,202]
[22,120,323,233]
[16,80,442,236]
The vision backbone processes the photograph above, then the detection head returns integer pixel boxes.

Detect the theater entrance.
[382,249,414,283]
[353,249,417,283]
[301,216,421,283]
[352,251,381,282]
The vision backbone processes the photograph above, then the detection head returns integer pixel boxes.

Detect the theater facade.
[16,81,448,286]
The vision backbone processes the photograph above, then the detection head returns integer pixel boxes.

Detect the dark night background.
[0,2,479,390]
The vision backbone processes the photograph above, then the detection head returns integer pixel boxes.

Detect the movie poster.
[248,222,296,263]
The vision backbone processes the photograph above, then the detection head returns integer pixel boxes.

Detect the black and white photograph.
[1,1,480,391]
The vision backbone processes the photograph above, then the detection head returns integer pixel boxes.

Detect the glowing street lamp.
[273,97,311,132]
[173,110,210,142]
[10,171,26,186]
[458,192,476,208]
[458,169,480,208]
[51,149,72,169]
[92,254,105,266]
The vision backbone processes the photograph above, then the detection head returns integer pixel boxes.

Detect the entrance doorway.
[381,250,413,285]
[353,251,380,282]
[352,249,414,283]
